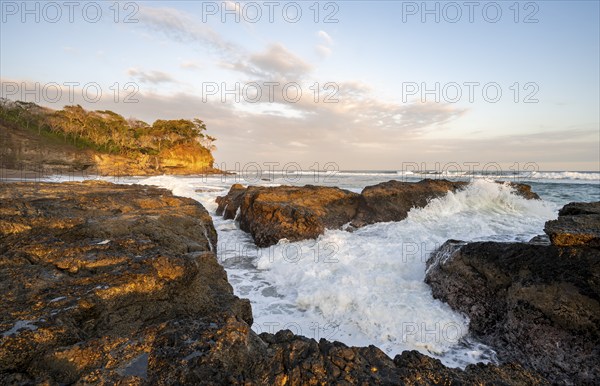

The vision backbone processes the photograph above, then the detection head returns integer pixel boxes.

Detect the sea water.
[40,170,600,368]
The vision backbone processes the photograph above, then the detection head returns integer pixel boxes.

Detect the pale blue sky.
[1,1,599,170]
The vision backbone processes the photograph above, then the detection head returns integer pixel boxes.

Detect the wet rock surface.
[351,179,469,227]
[234,185,360,248]
[215,183,247,220]
[0,181,547,385]
[425,202,600,384]
[544,201,600,247]
[217,179,540,247]
[0,181,250,384]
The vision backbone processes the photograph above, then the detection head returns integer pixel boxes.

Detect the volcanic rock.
[217,179,540,247]
[425,205,600,384]
[544,201,600,247]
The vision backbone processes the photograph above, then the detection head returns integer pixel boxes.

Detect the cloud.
[316,45,332,58]
[137,6,237,56]
[127,68,175,84]
[62,46,77,54]
[317,30,333,45]
[180,60,201,70]
[138,6,312,80]
[316,30,333,57]
[248,43,313,78]
[289,141,308,148]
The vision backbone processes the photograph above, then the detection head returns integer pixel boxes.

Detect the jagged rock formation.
[216,179,540,247]
[425,202,600,384]
[234,185,360,248]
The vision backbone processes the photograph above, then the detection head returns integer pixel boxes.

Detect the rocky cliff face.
[0,123,95,175]
[216,179,540,247]
[1,123,217,177]
[0,181,547,384]
[425,202,600,384]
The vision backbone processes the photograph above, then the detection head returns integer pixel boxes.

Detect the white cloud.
[315,30,334,57]
[6,76,596,169]
[316,45,332,58]
[317,30,333,45]
[249,43,313,78]
[180,60,200,70]
[138,6,237,56]
[127,68,175,84]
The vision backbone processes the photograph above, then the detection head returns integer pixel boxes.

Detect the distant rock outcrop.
[0,100,220,176]
[216,179,540,247]
[425,202,600,384]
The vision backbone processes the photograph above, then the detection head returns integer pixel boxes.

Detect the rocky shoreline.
[1,180,597,384]
[216,179,539,247]
[425,202,600,384]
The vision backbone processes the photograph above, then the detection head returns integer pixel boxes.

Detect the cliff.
[0,99,219,177]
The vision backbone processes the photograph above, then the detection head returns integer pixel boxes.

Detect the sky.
[1,0,599,171]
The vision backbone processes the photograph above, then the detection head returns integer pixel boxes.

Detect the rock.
[504,181,541,200]
[137,315,546,385]
[0,121,221,177]
[217,179,540,247]
[0,181,251,383]
[558,201,600,216]
[425,228,600,384]
[544,201,600,247]
[0,181,546,384]
[215,183,246,220]
[352,179,468,227]
[237,185,361,248]
[528,234,550,245]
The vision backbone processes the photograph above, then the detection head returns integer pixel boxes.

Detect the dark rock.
[528,234,550,245]
[216,179,540,247]
[237,185,361,248]
[145,315,546,385]
[558,201,600,216]
[504,181,541,200]
[0,181,251,383]
[425,232,600,384]
[545,201,600,247]
[352,179,468,227]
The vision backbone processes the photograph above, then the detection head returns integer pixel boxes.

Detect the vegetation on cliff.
[0,98,217,175]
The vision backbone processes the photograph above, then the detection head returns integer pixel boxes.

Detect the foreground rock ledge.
[0,181,546,384]
[425,201,600,384]
[217,179,540,247]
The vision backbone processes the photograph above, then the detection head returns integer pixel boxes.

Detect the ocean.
[24,170,600,368]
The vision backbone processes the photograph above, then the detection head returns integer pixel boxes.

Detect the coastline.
[1,179,598,383]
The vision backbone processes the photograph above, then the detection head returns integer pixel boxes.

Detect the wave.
[335,170,599,180]
[530,171,600,181]
[253,180,556,367]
